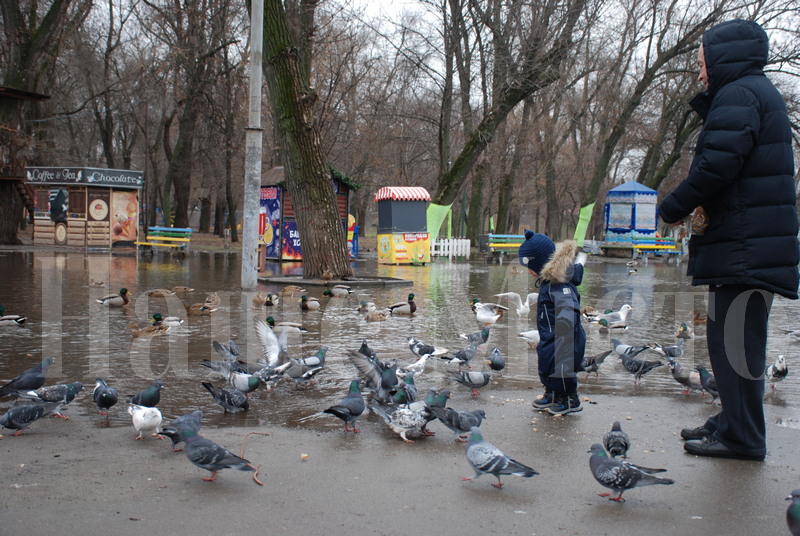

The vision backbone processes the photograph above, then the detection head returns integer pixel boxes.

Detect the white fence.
[431,238,471,260]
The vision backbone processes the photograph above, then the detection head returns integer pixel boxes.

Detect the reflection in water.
[0,251,797,431]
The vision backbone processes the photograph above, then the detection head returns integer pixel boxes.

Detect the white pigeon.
[494,292,539,317]
[399,354,433,377]
[254,317,286,367]
[766,355,788,388]
[518,329,541,347]
[592,304,632,325]
[128,404,163,440]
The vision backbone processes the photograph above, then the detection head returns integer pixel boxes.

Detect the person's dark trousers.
[704,284,773,458]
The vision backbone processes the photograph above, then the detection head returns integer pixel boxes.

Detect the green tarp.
[573,202,595,247]
[427,203,452,239]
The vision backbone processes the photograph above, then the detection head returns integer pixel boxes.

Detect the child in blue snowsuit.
[518,230,586,415]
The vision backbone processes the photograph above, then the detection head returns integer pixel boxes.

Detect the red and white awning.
[374,186,431,202]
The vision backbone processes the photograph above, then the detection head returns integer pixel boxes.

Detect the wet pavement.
[0,249,798,534]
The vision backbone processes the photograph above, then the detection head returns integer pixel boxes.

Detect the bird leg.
[471,389,480,396]
[351,426,361,433]
[152,433,165,440]
[492,479,504,489]
[399,432,415,443]
[202,471,218,482]
[50,412,70,420]
[11,429,24,436]
[609,492,625,502]
[134,434,144,440]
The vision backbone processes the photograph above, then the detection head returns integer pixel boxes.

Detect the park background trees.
[1,0,798,248]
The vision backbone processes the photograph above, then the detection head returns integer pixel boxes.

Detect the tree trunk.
[198,197,212,232]
[214,191,225,236]
[262,0,352,279]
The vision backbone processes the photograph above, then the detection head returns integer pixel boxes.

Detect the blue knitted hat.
[518,230,555,274]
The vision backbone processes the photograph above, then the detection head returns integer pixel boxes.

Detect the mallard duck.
[266,316,308,333]
[172,286,195,292]
[323,285,352,298]
[692,310,708,325]
[252,293,267,308]
[151,313,184,327]
[281,285,306,297]
[146,288,175,297]
[358,300,374,313]
[204,292,221,307]
[265,293,279,306]
[388,293,417,315]
[321,269,334,281]
[186,303,217,316]
[129,320,170,337]
[300,295,321,311]
[0,304,26,326]
[592,304,632,325]
[365,303,387,322]
[97,288,129,307]
[675,322,694,339]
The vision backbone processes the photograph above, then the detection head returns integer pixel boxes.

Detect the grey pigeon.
[419,389,450,436]
[463,426,538,488]
[429,406,486,442]
[766,355,788,388]
[611,338,649,360]
[130,381,163,407]
[92,377,118,416]
[0,357,55,397]
[588,443,673,502]
[649,340,684,359]
[666,358,702,394]
[176,424,255,482]
[449,370,492,396]
[485,348,505,372]
[201,382,249,412]
[613,339,663,383]
[459,326,491,345]
[390,372,418,405]
[226,371,261,394]
[160,409,203,451]
[443,343,479,368]
[787,489,800,536]
[696,366,719,403]
[347,349,398,402]
[323,379,365,432]
[0,401,61,436]
[407,336,447,358]
[368,399,428,443]
[603,421,631,458]
[582,350,613,379]
[17,381,84,419]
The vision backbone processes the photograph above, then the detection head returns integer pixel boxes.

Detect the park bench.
[478,233,525,262]
[631,237,682,259]
[135,226,193,256]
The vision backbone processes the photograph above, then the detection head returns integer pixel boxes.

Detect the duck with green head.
[0,304,26,326]
[388,293,416,315]
[97,288,129,307]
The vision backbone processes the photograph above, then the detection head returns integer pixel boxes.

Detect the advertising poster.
[281,220,302,261]
[111,190,138,247]
[378,232,430,264]
[260,186,281,259]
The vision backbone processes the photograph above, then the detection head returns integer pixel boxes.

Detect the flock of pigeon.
[0,279,794,515]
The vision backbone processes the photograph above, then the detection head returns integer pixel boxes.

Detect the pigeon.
[588,443,673,502]
[346,349,398,402]
[0,304,26,326]
[611,338,649,360]
[443,343,479,368]
[128,403,163,440]
[788,489,800,536]
[92,377,119,416]
[581,350,613,379]
[0,357,55,397]
[390,372,418,405]
[419,388,450,436]
[254,317,286,367]
[323,379,365,432]
[0,401,61,435]
[449,370,492,396]
[696,365,719,403]
[17,381,84,419]
[649,340,684,359]
[472,301,508,326]
[226,371,261,394]
[176,424,255,482]
[407,336,447,358]
[369,399,428,443]
[96,288,129,307]
[283,359,325,386]
[675,322,694,339]
[593,304,632,325]
[199,358,256,377]
[429,406,486,442]
[388,293,416,315]
[159,409,203,451]
[462,426,538,488]
[493,292,539,317]
[485,348,505,372]
[201,382,249,412]
[130,380,164,407]
[603,421,631,458]
[459,326,491,345]
[766,355,788,389]
[398,353,432,377]
[357,339,377,360]
[211,338,242,362]
[518,329,541,347]
[666,358,702,394]
[613,339,663,383]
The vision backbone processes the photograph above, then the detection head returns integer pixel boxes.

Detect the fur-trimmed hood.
[540,240,578,284]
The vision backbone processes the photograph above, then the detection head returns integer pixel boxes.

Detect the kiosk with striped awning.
[374,186,431,264]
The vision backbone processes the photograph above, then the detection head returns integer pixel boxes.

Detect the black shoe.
[546,393,582,416]
[680,425,713,440]
[532,390,555,410]
[683,437,764,461]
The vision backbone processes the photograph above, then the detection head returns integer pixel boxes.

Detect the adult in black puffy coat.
[660,19,798,461]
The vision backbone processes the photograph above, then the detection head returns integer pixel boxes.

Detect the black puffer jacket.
[659,19,799,299]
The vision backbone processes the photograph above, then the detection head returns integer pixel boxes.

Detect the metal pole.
[241,0,264,290]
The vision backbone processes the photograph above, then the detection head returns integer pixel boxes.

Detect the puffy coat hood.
[703,19,768,95]
[540,240,579,284]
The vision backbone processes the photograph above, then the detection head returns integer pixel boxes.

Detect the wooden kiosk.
[25,166,143,249]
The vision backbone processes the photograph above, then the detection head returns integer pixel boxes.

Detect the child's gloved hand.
[575,252,587,266]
